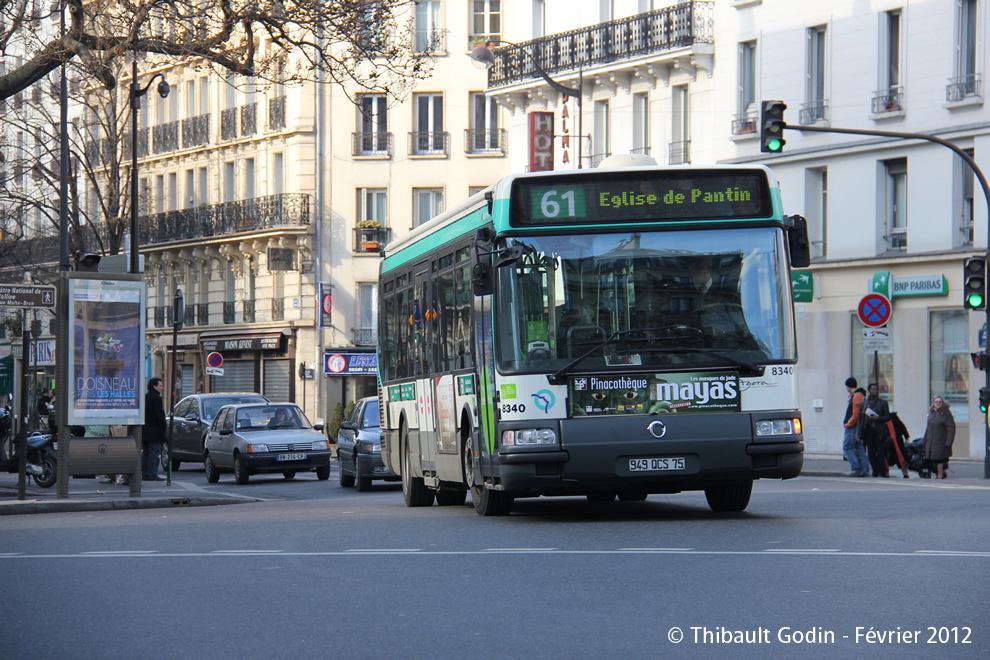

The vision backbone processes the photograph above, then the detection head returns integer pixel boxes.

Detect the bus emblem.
[647,420,667,439]
[531,390,555,414]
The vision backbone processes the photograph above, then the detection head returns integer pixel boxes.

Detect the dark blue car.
[336,397,396,491]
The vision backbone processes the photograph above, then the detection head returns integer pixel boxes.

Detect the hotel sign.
[529,111,554,172]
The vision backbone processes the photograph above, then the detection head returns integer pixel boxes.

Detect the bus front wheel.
[401,429,435,507]
[463,433,512,517]
[704,480,753,513]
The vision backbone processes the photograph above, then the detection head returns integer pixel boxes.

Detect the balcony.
[352,132,393,157]
[799,100,829,125]
[352,327,376,346]
[946,73,982,103]
[240,103,257,136]
[220,108,237,141]
[871,87,904,114]
[223,301,235,324]
[139,193,310,246]
[465,128,507,155]
[484,2,714,97]
[730,110,758,137]
[122,128,150,160]
[668,140,690,165]
[272,297,284,322]
[182,114,210,148]
[153,121,179,154]
[243,298,256,323]
[409,131,450,157]
[197,303,209,325]
[270,96,286,130]
[354,226,389,254]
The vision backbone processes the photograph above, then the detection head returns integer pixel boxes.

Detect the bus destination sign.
[513,170,771,225]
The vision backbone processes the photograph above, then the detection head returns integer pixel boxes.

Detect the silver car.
[204,403,331,484]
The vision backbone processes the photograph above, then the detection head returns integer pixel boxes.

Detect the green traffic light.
[967,293,985,308]
[766,138,782,152]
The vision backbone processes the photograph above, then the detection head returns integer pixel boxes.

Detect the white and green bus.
[378,156,809,516]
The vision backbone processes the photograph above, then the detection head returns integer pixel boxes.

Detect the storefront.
[322,349,377,420]
[199,328,295,401]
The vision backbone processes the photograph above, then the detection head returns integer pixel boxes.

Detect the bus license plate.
[629,457,685,472]
[277,453,306,461]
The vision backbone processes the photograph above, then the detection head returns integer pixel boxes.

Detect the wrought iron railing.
[146,299,298,328]
[223,301,235,324]
[184,305,196,327]
[352,132,393,157]
[409,131,450,157]
[354,226,389,254]
[182,114,210,148]
[221,108,237,141]
[871,87,904,114]
[799,100,829,125]
[730,111,758,136]
[352,327,376,346]
[272,297,284,321]
[153,121,179,154]
[668,140,690,165]
[486,2,714,89]
[240,103,257,136]
[122,128,150,160]
[243,299,256,323]
[946,73,982,102]
[270,96,286,130]
[197,303,209,325]
[139,193,311,245]
[464,128,507,154]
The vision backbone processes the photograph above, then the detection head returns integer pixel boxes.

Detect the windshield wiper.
[633,346,765,377]
[547,330,639,385]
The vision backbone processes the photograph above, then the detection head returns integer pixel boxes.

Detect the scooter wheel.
[33,455,57,488]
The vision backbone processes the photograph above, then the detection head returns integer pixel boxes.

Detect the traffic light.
[760,101,787,153]
[971,351,989,371]
[979,387,990,414]
[963,257,987,310]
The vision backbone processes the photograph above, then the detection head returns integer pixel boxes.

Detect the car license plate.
[277,453,306,461]
[629,457,685,472]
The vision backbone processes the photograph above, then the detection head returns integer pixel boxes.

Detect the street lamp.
[129,52,170,274]
[470,40,584,169]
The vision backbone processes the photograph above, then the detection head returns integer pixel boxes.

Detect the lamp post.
[470,40,584,169]
[129,52,170,274]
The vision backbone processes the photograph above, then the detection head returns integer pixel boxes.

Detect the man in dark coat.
[856,382,891,477]
[143,378,167,481]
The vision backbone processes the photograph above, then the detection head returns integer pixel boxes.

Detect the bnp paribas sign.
[872,271,948,298]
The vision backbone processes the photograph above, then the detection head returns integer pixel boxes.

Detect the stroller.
[904,437,930,478]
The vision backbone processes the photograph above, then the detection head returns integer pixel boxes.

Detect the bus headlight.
[502,429,557,446]
[755,419,801,436]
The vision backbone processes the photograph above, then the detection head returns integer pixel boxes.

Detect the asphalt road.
[1,469,988,659]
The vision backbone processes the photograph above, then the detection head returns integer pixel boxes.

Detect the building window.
[959,148,975,245]
[931,310,969,424]
[357,94,389,155]
[632,92,650,154]
[244,157,255,199]
[412,93,446,156]
[670,85,689,165]
[414,188,444,227]
[884,158,907,250]
[470,0,501,50]
[851,314,894,401]
[469,185,488,197]
[591,99,610,167]
[198,167,208,206]
[801,25,829,124]
[469,92,502,153]
[358,188,387,226]
[223,161,235,202]
[805,167,827,258]
[414,0,443,53]
[733,40,758,135]
[185,169,195,207]
[873,10,903,113]
[357,1,387,53]
[948,0,981,101]
[155,174,165,213]
[356,283,378,345]
[273,153,284,195]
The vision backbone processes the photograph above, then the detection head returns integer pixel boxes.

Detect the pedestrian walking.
[922,396,955,479]
[841,377,869,477]
[143,378,167,482]
[856,382,891,477]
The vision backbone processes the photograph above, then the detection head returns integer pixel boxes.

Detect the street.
[1,467,988,659]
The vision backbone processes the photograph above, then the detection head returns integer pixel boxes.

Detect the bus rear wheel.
[463,433,512,516]
[401,429,434,507]
[704,480,753,513]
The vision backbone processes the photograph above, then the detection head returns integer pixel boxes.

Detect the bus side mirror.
[786,214,811,268]
[493,245,524,268]
[471,227,495,296]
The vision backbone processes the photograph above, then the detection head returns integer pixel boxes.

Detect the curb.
[0,494,258,516]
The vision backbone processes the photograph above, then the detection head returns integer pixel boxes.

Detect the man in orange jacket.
[842,377,870,477]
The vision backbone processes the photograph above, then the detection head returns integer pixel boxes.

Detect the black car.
[204,403,331,483]
[337,397,396,491]
[162,393,268,472]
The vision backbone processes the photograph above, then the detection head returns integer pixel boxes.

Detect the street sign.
[862,327,892,352]
[205,366,224,376]
[206,352,223,368]
[857,293,892,328]
[791,270,813,302]
[0,284,55,308]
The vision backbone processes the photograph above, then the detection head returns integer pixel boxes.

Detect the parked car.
[162,393,269,472]
[203,403,331,484]
[337,397,396,491]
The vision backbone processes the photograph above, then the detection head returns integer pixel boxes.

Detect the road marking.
[482,548,557,552]
[617,548,694,552]
[80,550,158,555]
[346,548,421,553]
[210,550,284,554]
[764,549,841,553]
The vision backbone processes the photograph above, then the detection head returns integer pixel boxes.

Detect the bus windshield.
[495,227,796,373]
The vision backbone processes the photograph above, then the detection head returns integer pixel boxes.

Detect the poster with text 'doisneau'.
[67,278,145,426]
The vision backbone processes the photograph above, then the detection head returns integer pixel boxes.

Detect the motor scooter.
[26,430,57,488]
[0,406,46,479]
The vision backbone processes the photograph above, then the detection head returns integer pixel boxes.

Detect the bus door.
[414,265,437,472]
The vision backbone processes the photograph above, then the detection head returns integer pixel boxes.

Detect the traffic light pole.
[784,122,990,479]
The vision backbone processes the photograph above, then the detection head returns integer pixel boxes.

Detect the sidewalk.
[1,456,986,516]
[0,471,259,516]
